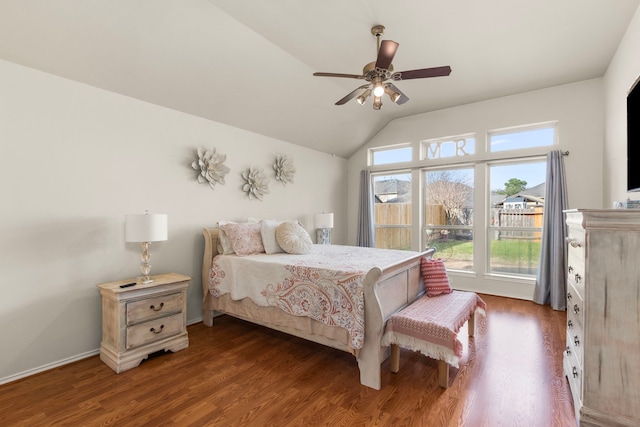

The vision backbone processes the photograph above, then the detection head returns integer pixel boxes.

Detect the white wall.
[347,79,604,298]
[603,4,640,205]
[0,59,347,382]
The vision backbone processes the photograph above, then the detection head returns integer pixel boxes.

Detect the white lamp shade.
[125,213,168,242]
[314,212,334,229]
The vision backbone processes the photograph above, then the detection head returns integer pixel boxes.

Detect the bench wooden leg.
[438,360,449,388]
[468,312,475,337]
[390,344,400,373]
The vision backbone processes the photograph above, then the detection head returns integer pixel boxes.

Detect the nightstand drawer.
[126,292,184,325]
[126,313,184,349]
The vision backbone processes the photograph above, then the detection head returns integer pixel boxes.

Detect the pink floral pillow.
[421,257,452,297]
[220,221,265,256]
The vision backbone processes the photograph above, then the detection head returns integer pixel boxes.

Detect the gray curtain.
[533,150,568,310]
[357,170,375,247]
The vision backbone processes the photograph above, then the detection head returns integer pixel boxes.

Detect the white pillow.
[261,220,286,254]
[276,222,313,254]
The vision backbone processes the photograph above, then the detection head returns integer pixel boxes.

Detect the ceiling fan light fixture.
[373,96,382,110]
[385,86,401,103]
[373,83,385,97]
[357,89,371,105]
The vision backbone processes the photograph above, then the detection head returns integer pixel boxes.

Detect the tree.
[425,171,472,226]
[496,178,527,196]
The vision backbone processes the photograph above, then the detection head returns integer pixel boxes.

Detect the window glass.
[373,173,411,250]
[489,126,554,152]
[371,146,412,165]
[424,168,474,271]
[422,136,475,160]
[488,161,546,275]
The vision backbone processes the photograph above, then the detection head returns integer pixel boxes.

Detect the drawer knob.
[574,273,582,284]
[568,320,573,329]
[568,266,574,274]
[572,367,579,378]
[150,302,165,312]
[574,335,580,347]
[150,325,165,334]
[567,292,572,301]
[565,237,583,248]
[573,304,580,314]
[566,346,571,356]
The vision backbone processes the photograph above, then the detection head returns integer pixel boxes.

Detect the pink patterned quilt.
[208,244,420,350]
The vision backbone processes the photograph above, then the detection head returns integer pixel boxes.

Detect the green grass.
[429,238,541,264]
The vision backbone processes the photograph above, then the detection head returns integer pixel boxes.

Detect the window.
[373,173,411,250]
[368,123,556,280]
[489,125,554,152]
[488,161,546,275]
[421,135,475,160]
[423,168,474,270]
[370,145,412,165]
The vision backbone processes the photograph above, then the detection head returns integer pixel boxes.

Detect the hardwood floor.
[0,294,576,426]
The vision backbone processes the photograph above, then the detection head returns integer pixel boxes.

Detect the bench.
[381,290,486,388]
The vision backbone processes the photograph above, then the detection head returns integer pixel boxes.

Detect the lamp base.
[316,228,332,245]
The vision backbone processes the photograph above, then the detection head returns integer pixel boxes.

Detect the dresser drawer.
[126,312,184,349]
[567,248,585,298]
[126,292,184,325]
[566,282,584,330]
[564,333,583,422]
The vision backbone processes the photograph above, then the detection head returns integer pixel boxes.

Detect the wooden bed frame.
[201,227,435,390]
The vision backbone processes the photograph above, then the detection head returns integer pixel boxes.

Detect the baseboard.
[0,348,100,386]
[0,317,204,386]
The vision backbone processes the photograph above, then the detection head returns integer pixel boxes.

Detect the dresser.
[564,209,640,426]
[97,273,191,373]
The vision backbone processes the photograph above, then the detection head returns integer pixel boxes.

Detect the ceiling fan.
[313,25,451,110]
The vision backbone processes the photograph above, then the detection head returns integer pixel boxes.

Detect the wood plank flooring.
[0,294,576,426]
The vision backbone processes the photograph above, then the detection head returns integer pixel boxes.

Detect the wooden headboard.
[201,228,220,299]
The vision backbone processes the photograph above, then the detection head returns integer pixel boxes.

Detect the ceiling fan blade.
[387,83,410,105]
[375,40,399,70]
[392,65,452,80]
[313,72,365,79]
[335,84,371,105]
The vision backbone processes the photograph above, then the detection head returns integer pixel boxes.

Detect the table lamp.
[314,212,334,245]
[125,211,168,284]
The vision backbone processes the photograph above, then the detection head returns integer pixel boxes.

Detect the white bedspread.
[207,244,419,350]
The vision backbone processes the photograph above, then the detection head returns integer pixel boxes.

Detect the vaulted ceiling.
[0,0,638,158]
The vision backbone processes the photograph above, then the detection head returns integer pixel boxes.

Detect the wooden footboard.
[201,227,434,389]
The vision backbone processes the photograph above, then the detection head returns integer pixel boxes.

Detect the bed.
[201,226,435,390]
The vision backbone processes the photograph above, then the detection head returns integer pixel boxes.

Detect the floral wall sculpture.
[242,166,270,200]
[191,147,230,190]
[273,154,295,185]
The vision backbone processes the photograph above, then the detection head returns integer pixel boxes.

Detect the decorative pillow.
[421,257,452,297]
[220,221,265,256]
[276,221,312,254]
[261,219,286,254]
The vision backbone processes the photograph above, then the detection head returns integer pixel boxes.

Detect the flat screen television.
[628,76,640,192]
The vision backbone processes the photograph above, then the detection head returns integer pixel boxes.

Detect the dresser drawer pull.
[150,325,165,334]
[568,266,574,274]
[150,302,165,312]
[574,273,582,284]
[572,367,579,378]
[567,292,572,302]
[566,346,571,356]
[573,304,580,314]
[568,320,573,329]
[574,336,580,347]
[565,237,583,248]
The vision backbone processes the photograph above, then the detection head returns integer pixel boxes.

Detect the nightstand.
[97,273,190,373]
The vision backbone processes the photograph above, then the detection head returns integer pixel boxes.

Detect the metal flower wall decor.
[242,167,270,200]
[191,147,230,190]
[273,154,296,186]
